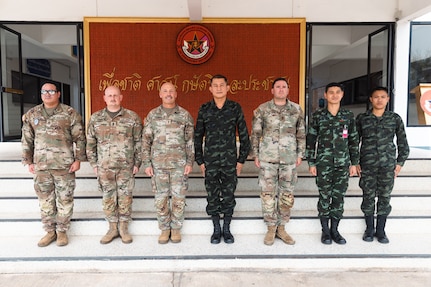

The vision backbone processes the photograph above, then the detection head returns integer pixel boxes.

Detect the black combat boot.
[222,216,234,244]
[330,218,346,244]
[375,215,389,244]
[362,215,374,242]
[210,215,222,244]
[319,217,332,244]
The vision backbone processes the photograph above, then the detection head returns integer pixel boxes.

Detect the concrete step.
[1,196,430,219]
[1,231,431,273]
[2,217,431,236]
[1,142,431,274]
[1,217,431,275]
[2,158,431,178]
[1,175,431,198]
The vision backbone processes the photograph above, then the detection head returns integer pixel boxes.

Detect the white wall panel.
[398,0,431,21]
[202,0,294,18]
[0,0,96,21]
[293,0,398,22]
[95,0,190,18]
[0,0,404,22]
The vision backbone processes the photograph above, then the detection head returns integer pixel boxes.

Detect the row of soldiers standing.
[21,76,408,248]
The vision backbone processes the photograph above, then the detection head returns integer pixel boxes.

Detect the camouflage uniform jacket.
[194,99,250,166]
[251,99,306,165]
[21,103,87,170]
[142,105,194,169]
[356,110,409,168]
[306,108,359,167]
[86,107,142,169]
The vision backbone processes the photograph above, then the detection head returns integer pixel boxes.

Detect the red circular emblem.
[420,90,431,116]
[176,24,215,65]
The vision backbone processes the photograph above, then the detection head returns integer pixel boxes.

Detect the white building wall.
[394,12,431,147]
[0,0,401,21]
[1,0,431,146]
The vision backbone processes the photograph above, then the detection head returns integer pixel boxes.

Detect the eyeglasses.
[41,90,57,95]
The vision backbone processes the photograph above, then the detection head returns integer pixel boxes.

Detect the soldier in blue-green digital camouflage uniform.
[22,82,87,247]
[306,82,359,245]
[356,86,409,244]
[142,82,194,244]
[194,74,250,244]
[86,86,142,245]
[251,77,306,246]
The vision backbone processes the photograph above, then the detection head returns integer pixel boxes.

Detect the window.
[408,22,431,126]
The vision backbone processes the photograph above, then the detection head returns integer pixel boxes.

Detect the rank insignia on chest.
[342,124,348,138]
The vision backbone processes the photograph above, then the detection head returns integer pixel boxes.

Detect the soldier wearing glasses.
[21,82,86,247]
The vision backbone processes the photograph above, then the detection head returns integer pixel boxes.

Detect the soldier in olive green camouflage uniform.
[306,82,359,245]
[22,82,87,247]
[356,86,409,244]
[194,74,250,244]
[142,82,194,244]
[251,77,306,246]
[86,86,142,244]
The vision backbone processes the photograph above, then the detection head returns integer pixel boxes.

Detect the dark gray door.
[0,25,23,141]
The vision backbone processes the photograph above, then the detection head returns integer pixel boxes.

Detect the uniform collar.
[104,106,124,116]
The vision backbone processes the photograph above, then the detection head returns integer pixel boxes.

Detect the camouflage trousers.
[258,161,296,226]
[97,167,134,222]
[34,169,76,232]
[316,165,349,219]
[151,168,187,230]
[359,166,394,216]
[204,164,237,217]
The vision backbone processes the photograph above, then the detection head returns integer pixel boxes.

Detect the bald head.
[103,86,123,112]
[159,82,177,108]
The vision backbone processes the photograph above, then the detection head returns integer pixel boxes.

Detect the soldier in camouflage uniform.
[306,82,359,245]
[194,74,250,244]
[142,82,194,244]
[21,82,86,247]
[250,77,306,246]
[356,87,409,244]
[86,86,142,244]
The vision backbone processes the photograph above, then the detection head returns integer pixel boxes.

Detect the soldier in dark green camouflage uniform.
[306,82,359,245]
[194,74,250,244]
[356,86,409,244]
[143,82,194,244]
[86,86,142,245]
[22,82,87,247]
[251,77,306,246]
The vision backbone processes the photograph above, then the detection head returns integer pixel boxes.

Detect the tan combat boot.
[119,221,133,244]
[264,225,277,245]
[158,229,171,244]
[37,231,57,247]
[276,225,295,245]
[100,222,119,244]
[56,231,68,246]
[170,229,181,243]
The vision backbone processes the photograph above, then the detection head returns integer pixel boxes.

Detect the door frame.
[306,22,396,122]
[0,24,23,142]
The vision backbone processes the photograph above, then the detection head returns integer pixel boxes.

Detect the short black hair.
[370,86,389,96]
[325,82,344,93]
[41,82,59,91]
[210,74,228,84]
[272,77,289,88]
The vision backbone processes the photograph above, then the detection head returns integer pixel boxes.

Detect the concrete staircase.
[1,142,431,273]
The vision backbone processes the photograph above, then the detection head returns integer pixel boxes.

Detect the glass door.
[368,26,394,110]
[306,23,395,122]
[0,25,23,141]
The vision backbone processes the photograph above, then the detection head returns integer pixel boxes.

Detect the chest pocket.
[381,120,396,135]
